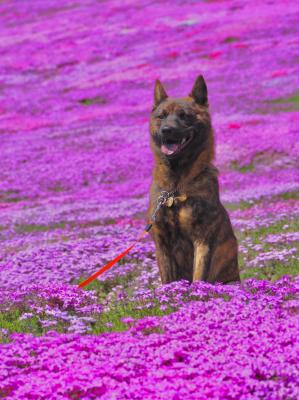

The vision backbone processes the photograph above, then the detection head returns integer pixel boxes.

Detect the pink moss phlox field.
[0,0,299,399]
[1,279,299,399]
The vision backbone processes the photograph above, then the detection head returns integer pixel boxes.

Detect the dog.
[148,75,240,284]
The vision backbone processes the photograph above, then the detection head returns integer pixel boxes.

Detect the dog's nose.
[161,126,173,135]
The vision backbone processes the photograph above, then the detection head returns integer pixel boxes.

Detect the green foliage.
[226,190,298,212]
[0,311,42,342]
[0,190,25,203]
[225,200,255,211]
[91,301,172,334]
[231,160,255,173]
[15,222,67,233]
[237,218,299,280]
[240,262,299,281]
[223,36,239,43]
[79,96,107,106]
[277,190,299,200]
[260,90,299,113]
[270,91,299,105]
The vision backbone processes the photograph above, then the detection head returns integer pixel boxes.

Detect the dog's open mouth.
[161,131,193,157]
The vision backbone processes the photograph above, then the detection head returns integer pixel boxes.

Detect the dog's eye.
[157,111,168,119]
[178,110,186,119]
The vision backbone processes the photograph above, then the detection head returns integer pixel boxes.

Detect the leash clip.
[151,190,174,222]
[157,190,174,206]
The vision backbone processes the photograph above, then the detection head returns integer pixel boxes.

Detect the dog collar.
[165,193,187,207]
[150,190,187,223]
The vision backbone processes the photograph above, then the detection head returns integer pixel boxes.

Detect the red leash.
[78,190,176,289]
[78,224,152,289]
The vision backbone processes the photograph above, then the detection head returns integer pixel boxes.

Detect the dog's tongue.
[161,143,180,155]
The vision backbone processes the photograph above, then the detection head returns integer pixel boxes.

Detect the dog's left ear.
[189,75,208,105]
[154,80,168,107]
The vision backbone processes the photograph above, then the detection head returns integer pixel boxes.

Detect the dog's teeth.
[181,138,186,145]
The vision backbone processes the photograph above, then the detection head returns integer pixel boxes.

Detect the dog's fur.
[148,75,240,284]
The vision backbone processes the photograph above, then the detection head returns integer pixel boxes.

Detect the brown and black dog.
[148,75,240,284]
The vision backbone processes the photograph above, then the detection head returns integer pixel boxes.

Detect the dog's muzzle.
[159,126,194,157]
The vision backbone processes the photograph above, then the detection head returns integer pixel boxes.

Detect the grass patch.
[79,96,107,106]
[257,90,299,113]
[0,311,42,342]
[240,261,299,281]
[276,190,299,201]
[225,200,255,211]
[0,190,26,203]
[230,151,297,175]
[15,222,67,234]
[91,301,171,335]
[270,91,299,105]
[0,285,172,339]
[50,184,67,193]
[240,218,298,238]
[223,36,239,43]
[230,160,255,173]
[230,160,251,174]
[14,217,118,235]
[225,190,298,212]
[237,218,299,280]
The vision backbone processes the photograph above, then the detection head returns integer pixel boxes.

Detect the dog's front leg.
[192,240,209,282]
[153,235,177,284]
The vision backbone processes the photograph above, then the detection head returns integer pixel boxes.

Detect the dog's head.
[150,75,213,163]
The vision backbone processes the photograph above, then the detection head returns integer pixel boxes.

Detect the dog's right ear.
[154,80,168,107]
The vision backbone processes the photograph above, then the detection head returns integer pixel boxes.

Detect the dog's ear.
[189,75,208,105]
[154,79,168,106]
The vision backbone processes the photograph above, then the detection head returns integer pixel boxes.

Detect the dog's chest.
[157,201,193,233]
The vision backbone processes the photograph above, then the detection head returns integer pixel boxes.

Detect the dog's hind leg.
[192,241,209,281]
[207,237,240,283]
